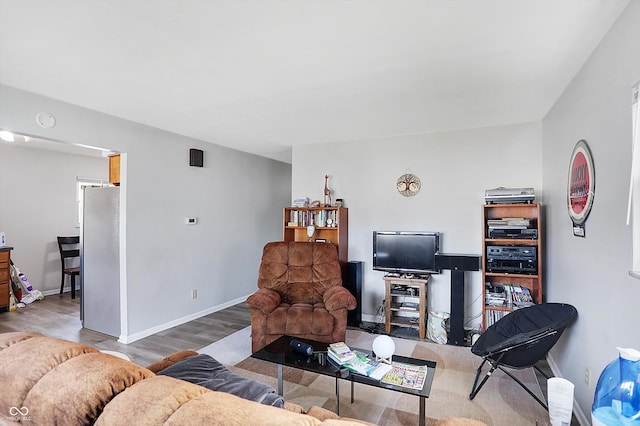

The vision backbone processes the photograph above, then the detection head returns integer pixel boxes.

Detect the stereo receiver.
[486,246,537,274]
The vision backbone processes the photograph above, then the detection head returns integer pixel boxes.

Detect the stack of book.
[292,197,309,207]
[327,342,391,380]
[486,309,510,327]
[328,342,356,364]
[327,342,392,380]
[485,283,506,306]
[507,284,534,307]
[485,283,534,308]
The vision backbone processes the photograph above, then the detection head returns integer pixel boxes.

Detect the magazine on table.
[327,343,393,379]
[342,352,393,379]
[380,361,428,391]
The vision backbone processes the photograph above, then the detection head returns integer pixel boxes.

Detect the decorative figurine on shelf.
[323,175,332,207]
[306,225,315,242]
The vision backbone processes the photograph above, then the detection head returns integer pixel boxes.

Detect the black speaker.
[343,261,363,327]
[189,148,204,167]
[290,339,314,356]
[434,253,482,346]
[435,254,481,271]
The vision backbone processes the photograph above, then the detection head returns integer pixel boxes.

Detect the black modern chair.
[57,236,80,299]
[469,302,577,410]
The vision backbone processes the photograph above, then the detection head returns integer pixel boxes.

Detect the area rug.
[199,327,550,425]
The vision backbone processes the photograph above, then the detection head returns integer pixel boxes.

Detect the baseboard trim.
[547,353,589,426]
[362,313,381,324]
[117,294,251,344]
[43,287,70,296]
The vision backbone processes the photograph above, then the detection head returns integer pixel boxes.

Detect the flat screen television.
[372,231,440,275]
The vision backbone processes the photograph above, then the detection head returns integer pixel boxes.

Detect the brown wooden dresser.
[0,247,13,312]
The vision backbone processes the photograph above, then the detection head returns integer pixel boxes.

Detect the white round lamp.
[372,335,395,364]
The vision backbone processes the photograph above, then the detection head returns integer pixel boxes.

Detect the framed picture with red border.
[567,139,595,237]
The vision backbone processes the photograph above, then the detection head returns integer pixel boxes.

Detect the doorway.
[0,132,114,308]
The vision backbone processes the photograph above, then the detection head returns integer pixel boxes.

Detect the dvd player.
[489,228,538,239]
[487,258,537,274]
[486,246,537,274]
[486,246,536,260]
[485,187,535,204]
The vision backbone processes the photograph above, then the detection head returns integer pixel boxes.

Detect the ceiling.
[0,0,631,163]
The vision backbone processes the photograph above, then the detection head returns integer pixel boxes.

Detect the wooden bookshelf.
[283,207,348,267]
[482,203,543,329]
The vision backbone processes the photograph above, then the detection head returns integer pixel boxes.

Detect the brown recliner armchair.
[246,241,357,352]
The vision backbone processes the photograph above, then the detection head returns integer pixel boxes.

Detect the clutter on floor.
[9,260,44,309]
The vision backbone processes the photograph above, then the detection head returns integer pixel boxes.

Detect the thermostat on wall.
[185,217,197,225]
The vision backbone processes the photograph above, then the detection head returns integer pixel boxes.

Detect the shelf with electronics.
[482,203,543,330]
[282,206,348,267]
[383,275,429,339]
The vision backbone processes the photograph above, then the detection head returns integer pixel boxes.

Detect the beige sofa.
[0,332,372,425]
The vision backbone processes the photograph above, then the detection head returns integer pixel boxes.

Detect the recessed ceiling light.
[0,131,15,142]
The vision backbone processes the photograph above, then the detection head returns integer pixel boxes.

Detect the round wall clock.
[396,173,421,197]
[567,139,595,229]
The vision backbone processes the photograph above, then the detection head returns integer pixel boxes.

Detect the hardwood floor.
[2,293,577,423]
[0,292,251,366]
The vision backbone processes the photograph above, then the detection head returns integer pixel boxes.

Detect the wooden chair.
[57,236,80,299]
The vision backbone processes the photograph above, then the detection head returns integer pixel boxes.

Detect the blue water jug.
[592,347,640,425]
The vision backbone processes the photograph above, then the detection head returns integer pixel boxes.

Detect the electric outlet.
[585,367,590,386]
[191,289,198,299]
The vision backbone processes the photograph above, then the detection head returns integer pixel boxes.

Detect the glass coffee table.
[251,335,436,426]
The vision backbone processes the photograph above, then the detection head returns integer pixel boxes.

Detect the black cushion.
[158,353,284,408]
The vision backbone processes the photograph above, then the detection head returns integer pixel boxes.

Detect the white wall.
[0,84,291,341]
[292,122,542,330]
[0,143,107,293]
[541,1,640,422]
